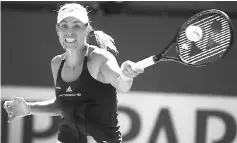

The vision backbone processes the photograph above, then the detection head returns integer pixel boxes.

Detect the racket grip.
[136,56,156,69]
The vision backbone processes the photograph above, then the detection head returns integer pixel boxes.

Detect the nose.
[65,32,74,37]
[65,28,76,36]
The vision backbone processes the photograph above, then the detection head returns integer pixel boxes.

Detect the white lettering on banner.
[117,92,237,143]
[1,86,237,143]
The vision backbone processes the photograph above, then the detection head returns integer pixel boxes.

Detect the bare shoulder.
[51,53,65,67]
[87,45,120,82]
[88,45,117,63]
[51,53,65,78]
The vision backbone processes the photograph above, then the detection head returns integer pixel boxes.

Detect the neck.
[65,46,87,67]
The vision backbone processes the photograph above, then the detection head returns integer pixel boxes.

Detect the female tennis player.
[3,3,144,143]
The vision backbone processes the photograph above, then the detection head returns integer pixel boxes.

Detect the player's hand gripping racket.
[136,9,234,68]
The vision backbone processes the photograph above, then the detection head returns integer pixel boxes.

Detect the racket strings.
[177,11,231,65]
[194,51,224,65]
[180,14,227,52]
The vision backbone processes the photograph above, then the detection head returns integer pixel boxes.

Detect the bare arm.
[3,55,64,122]
[27,55,63,116]
[27,98,61,116]
[99,50,143,93]
[100,56,133,93]
[4,96,61,123]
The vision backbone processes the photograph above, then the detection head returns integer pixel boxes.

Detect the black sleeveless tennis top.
[55,55,121,143]
[55,56,117,100]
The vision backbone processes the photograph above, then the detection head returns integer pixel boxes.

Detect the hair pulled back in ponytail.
[93,30,118,54]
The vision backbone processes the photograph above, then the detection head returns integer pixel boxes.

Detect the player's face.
[56,16,89,49]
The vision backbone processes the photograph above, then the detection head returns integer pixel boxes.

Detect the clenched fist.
[120,60,144,80]
[3,97,30,123]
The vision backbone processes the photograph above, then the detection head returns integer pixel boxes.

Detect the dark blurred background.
[2,1,237,96]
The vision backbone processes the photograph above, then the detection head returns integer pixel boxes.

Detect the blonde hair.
[57,3,119,54]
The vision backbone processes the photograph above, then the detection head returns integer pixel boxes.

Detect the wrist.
[26,102,33,115]
[119,72,133,81]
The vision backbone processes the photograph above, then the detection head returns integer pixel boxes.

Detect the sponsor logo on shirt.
[66,86,72,92]
[59,93,82,97]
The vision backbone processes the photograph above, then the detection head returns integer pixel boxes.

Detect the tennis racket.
[136,9,234,68]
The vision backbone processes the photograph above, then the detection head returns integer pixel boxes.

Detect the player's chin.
[63,41,79,48]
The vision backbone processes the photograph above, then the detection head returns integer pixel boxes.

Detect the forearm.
[116,74,133,93]
[28,98,62,116]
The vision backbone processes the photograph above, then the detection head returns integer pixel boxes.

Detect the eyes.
[60,23,82,30]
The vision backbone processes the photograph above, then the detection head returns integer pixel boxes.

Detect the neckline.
[58,56,88,84]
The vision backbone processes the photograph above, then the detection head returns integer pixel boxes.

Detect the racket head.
[176,9,234,67]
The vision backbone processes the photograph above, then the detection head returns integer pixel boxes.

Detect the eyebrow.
[61,20,82,24]
[73,21,82,24]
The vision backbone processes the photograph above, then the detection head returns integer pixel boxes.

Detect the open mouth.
[65,38,76,43]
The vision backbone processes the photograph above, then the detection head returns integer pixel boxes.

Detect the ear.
[86,27,90,36]
[55,24,59,36]
[85,24,92,36]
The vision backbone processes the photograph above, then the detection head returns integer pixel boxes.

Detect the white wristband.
[120,72,133,81]
[26,103,32,115]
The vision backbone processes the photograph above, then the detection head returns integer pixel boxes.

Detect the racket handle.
[136,56,156,69]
